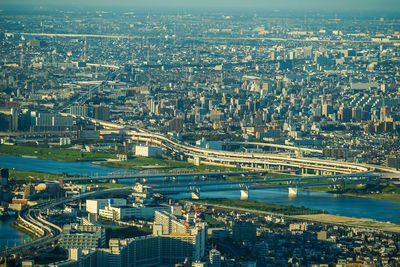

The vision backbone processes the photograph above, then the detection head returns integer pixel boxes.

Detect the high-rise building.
[11,107,19,131]
[70,105,89,117]
[150,100,158,114]
[1,168,9,186]
[168,117,184,132]
[23,184,35,199]
[60,224,106,250]
[93,105,110,121]
[153,211,205,263]
[153,211,188,235]
[380,106,391,121]
[209,249,221,267]
[322,104,333,117]
[303,46,313,58]
[232,222,257,243]
[159,234,200,264]
[35,112,53,127]
[352,107,362,122]
[339,106,352,122]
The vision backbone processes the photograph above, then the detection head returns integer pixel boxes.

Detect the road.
[0,187,131,258]
[62,170,266,182]
[87,119,373,174]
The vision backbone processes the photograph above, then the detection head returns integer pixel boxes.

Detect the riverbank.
[194,198,323,215]
[12,169,60,180]
[95,156,191,171]
[297,214,400,233]
[9,221,40,240]
[0,144,116,162]
[304,185,400,202]
[192,199,400,233]
[97,157,241,172]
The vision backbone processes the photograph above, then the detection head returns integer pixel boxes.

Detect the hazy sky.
[1,0,400,12]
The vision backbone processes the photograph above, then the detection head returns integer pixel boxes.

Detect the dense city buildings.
[0,7,399,165]
[0,1,400,266]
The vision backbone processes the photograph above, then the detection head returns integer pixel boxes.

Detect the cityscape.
[0,0,400,266]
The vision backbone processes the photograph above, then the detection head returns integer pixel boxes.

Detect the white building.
[135,145,162,157]
[86,199,127,214]
[99,205,171,221]
[60,137,71,146]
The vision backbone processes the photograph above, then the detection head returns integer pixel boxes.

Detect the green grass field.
[100,157,192,170]
[304,184,400,202]
[100,157,241,172]
[11,169,60,180]
[198,198,322,215]
[0,144,116,161]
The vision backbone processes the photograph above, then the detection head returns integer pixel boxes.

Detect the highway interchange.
[2,117,400,259]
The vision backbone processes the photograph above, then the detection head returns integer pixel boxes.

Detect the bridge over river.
[61,170,267,183]
[149,172,380,199]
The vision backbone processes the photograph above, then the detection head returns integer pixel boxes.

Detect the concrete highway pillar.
[239,184,249,200]
[240,189,249,200]
[288,187,298,196]
[190,186,200,199]
[191,192,200,200]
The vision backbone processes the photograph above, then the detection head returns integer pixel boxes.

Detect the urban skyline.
[0,1,399,266]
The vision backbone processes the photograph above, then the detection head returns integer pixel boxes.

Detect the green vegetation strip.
[0,144,116,161]
[196,198,322,215]
[99,157,192,170]
[305,184,400,202]
[12,169,60,180]
[100,156,240,171]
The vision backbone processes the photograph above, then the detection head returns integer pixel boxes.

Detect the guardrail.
[0,188,131,258]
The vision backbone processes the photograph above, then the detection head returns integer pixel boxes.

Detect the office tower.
[70,105,89,117]
[1,168,9,186]
[339,106,352,122]
[11,107,19,131]
[209,249,221,267]
[94,105,110,121]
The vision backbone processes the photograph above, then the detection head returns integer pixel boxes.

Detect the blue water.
[0,217,28,250]
[0,154,132,177]
[0,154,399,224]
[173,188,400,224]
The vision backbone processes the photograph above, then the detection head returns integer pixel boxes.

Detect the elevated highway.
[62,170,266,183]
[88,120,372,175]
[152,172,379,193]
[56,116,399,178]
[0,188,131,259]
[226,141,323,154]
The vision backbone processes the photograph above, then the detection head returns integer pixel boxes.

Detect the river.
[0,154,131,177]
[0,154,399,225]
[173,188,400,224]
[0,217,29,250]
